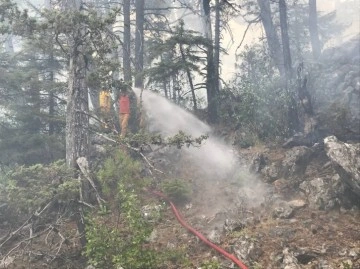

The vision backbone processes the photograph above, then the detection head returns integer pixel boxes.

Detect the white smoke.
[133,87,268,215]
[134,88,238,175]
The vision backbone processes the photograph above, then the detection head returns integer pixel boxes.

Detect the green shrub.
[161,179,191,204]
[97,149,143,198]
[3,160,77,215]
[85,182,159,269]
[84,217,123,268]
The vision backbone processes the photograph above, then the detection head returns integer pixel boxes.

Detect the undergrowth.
[85,149,191,268]
[161,179,191,204]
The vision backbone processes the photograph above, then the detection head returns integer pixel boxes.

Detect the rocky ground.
[144,140,360,269]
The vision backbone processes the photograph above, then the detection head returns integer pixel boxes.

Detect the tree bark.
[214,0,220,94]
[179,45,197,111]
[257,0,285,77]
[135,0,144,88]
[65,1,89,170]
[123,0,132,84]
[66,50,89,169]
[62,0,90,248]
[309,0,321,59]
[163,79,168,99]
[48,58,55,136]
[202,0,218,123]
[279,0,292,81]
[279,0,300,134]
[44,0,57,136]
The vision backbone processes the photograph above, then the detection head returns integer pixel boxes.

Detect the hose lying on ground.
[149,190,248,269]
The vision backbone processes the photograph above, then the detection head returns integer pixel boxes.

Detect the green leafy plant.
[341,261,353,269]
[4,160,77,215]
[86,149,160,268]
[123,131,208,149]
[161,179,191,204]
[85,182,159,269]
[97,149,143,198]
[84,216,123,268]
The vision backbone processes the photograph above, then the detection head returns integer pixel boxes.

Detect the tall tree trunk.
[279,0,292,81]
[214,0,220,94]
[48,55,55,136]
[123,0,131,84]
[45,0,56,135]
[202,0,217,123]
[65,5,89,170]
[63,0,90,249]
[66,38,89,248]
[172,75,178,103]
[45,0,55,137]
[163,79,168,99]
[135,0,144,88]
[179,44,197,111]
[279,0,299,134]
[309,0,321,59]
[257,0,285,77]
[87,58,100,120]
[66,52,89,169]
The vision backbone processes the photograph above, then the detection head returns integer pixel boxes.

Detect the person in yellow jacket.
[99,88,112,129]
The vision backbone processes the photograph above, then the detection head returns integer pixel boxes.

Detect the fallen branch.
[2,226,52,261]
[77,157,105,207]
[76,200,96,209]
[95,132,164,174]
[0,198,56,249]
[139,151,164,174]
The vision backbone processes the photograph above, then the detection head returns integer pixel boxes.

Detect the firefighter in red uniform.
[118,86,130,137]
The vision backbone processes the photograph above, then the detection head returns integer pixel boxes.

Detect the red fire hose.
[149,190,248,269]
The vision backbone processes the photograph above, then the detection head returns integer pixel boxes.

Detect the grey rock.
[261,163,280,182]
[272,202,294,219]
[287,199,307,209]
[299,176,345,210]
[348,248,359,258]
[338,248,347,256]
[250,153,266,173]
[223,218,245,233]
[232,235,263,263]
[281,146,313,178]
[282,248,301,269]
[324,136,360,196]
[208,229,222,244]
[318,259,334,269]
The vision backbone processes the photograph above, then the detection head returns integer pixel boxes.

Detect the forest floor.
[146,144,360,269]
[1,144,359,269]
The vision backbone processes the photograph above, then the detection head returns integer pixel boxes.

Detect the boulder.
[282,248,301,269]
[299,176,345,210]
[324,136,360,196]
[281,146,313,178]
